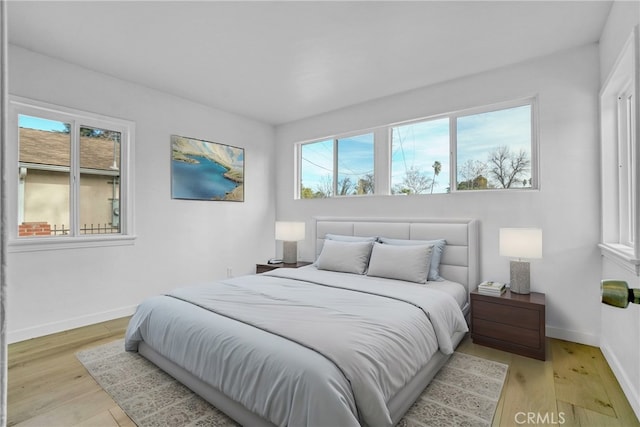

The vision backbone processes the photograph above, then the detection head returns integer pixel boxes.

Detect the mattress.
[287,266,469,318]
[125,267,468,427]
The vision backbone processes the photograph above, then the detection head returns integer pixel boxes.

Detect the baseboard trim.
[546,325,599,347]
[8,305,137,344]
[601,342,640,421]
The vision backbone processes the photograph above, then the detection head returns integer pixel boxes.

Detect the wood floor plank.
[551,339,617,418]
[73,410,121,427]
[108,406,136,427]
[9,374,100,425]
[9,320,127,369]
[13,389,118,427]
[498,353,559,426]
[587,345,639,424]
[7,321,131,426]
[557,400,624,427]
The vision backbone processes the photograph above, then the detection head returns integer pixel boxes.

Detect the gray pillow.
[316,240,374,274]
[379,237,446,281]
[367,242,433,284]
[325,233,378,242]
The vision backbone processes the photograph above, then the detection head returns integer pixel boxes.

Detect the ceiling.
[8,1,612,125]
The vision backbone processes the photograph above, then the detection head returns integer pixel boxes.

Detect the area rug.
[77,339,508,427]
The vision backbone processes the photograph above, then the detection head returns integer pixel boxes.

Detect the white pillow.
[379,237,446,281]
[367,242,433,284]
[316,240,374,275]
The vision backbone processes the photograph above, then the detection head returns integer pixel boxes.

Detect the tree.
[337,177,354,196]
[356,174,374,195]
[457,174,488,190]
[487,146,530,188]
[458,159,488,190]
[395,166,432,194]
[61,123,121,142]
[315,175,333,198]
[430,161,442,194]
[300,185,315,199]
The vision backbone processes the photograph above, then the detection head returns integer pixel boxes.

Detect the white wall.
[599,1,640,86]
[601,259,640,419]
[7,45,276,342]
[276,44,602,346]
[598,0,640,420]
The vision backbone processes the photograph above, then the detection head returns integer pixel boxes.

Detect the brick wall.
[19,222,52,237]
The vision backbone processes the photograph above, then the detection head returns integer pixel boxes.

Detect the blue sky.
[19,115,68,132]
[300,134,375,194]
[457,105,531,165]
[392,117,450,193]
[301,104,532,194]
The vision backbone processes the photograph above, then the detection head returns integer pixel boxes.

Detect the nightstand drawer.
[470,290,545,360]
[473,300,540,329]
[473,318,541,349]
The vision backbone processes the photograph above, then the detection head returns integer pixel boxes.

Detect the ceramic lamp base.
[282,241,298,264]
[510,260,530,294]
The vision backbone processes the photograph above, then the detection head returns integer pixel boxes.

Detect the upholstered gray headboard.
[314,217,479,294]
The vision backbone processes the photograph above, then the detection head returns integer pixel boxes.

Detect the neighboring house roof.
[19,128,120,171]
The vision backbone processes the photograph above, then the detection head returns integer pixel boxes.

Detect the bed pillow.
[316,239,374,274]
[367,242,433,284]
[379,237,446,281]
[325,233,378,243]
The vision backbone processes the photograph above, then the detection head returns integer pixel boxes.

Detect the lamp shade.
[275,221,305,241]
[499,228,542,259]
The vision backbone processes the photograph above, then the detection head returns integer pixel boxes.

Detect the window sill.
[8,234,136,253]
[599,243,640,275]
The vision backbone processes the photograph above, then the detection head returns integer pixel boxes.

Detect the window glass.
[12,99,133,246]
[295,99,535,199]
[79,126,121,234]
[391,118,449,194]
[456,105,532,190]
[300,139,333,198]
[619,90,636,246]
[18,115,71,237]
[336,133,374,196]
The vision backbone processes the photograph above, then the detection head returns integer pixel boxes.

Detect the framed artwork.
[171,135,244,201]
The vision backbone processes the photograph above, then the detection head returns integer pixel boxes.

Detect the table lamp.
[275,221,306,264]
[499,228,542,294]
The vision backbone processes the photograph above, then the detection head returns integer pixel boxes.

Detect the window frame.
[599,27,640,273]
[389,113,451,195]
[297,129,376,199]
[451,98,539,192]
[8,96,135,252]
[295,97,538,199]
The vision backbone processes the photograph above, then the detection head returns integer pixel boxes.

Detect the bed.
[125,217,479,427]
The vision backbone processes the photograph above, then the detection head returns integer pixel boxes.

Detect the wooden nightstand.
[470,289,546,360]
[256,261,312,274]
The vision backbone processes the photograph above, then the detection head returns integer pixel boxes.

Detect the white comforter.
[125,266,468,427]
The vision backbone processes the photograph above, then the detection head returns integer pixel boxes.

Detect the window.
[296,99,536,199]
[300,139,333,198]
[600,27,639,268]
[618,86,636,247]
[299,133,374,198]
[391,118,449,194]
[9,97,134,250]
[456,104,533,190]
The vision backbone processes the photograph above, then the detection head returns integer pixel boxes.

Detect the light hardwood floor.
[7,317,640,427]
